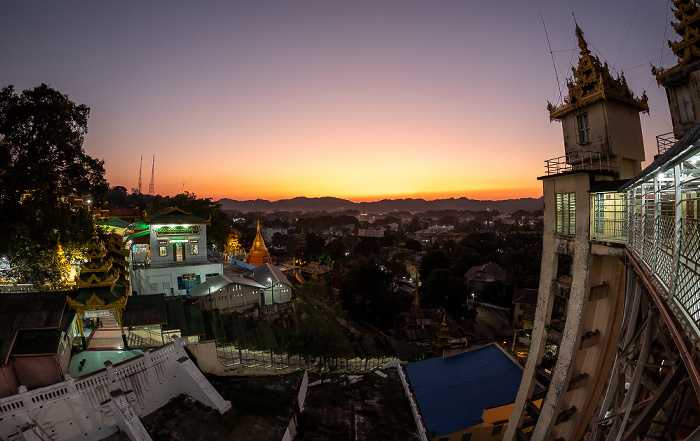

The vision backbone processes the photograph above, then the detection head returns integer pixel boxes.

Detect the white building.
[130,207,223,297]
[261,226,288,243]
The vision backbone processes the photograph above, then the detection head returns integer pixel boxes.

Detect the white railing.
[384,360,428,441]
[0,339,183,421]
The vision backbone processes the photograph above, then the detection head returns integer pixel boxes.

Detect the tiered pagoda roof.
[653,0,700,82]
[67,233,130,311]
[548,25,648,119]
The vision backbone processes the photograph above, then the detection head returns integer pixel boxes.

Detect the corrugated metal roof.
[182,302,206,336]
[405,344,528,437]
[620,124,700,191]
[253,263,293,287]
[188,274,265,297]
[122,294,167,327]
[163,298,186,330]
[145,206,209,224]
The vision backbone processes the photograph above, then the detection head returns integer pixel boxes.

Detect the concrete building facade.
[505,13,700,441]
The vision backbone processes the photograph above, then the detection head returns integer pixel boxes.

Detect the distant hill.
[218,196,543,214]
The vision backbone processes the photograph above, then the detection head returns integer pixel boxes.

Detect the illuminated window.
[577,113,591,144]
[555,193,576,236]
[159,246,167,257]
[191,244,199,255]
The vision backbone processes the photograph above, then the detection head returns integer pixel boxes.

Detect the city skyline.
[2,1,676,202]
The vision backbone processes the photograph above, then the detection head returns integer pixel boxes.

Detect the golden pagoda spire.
[251,219,268,253]
[412,289,421,310]
[434,313,451,355]
[575,24,590,56]
[245,219,271,266]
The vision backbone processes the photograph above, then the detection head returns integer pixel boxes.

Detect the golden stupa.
[246,220,271,266]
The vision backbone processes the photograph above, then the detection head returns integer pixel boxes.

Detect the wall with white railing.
[383,360,428,441]
[0,337,229,441]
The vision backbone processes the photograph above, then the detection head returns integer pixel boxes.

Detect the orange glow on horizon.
[164,185,543,204]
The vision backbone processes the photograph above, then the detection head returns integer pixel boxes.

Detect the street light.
[268,278,273,304]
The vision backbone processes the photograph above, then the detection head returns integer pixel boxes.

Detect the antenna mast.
[137,155,143,193]
[149,155,155,196]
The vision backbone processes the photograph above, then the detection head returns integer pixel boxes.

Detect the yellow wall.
[432,400,541,441]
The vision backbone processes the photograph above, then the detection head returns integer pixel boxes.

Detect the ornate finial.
[434,313,451,355]
[575,23,590,55]
[548,23,648,119]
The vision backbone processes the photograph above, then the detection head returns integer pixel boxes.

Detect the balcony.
[656,131,675,156]
[544,151,619,176]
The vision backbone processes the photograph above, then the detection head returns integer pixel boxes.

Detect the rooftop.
[405,343,530,437]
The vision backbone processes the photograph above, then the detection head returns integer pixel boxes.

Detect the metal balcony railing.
[544,151,619,176]
[656,131,676,156]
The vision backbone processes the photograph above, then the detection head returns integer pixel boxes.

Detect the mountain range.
[218,196,544,214]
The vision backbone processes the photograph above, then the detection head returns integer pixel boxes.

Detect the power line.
[613,0,642,69]
[541,11,563,106]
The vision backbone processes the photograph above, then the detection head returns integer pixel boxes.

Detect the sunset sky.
[1,1,678,202]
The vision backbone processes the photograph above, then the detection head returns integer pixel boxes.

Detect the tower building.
[546,25,648,179]
[505,18,700,441]
[653,0,700,140]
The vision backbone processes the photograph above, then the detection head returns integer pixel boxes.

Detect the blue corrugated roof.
[405,344,527,437]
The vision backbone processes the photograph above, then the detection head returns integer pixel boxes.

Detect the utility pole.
[137,155,142,193]
[149,155,155,195]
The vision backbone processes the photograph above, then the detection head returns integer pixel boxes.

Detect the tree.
[340,258,400,330]
[289,280,353,372]
[418,249,451,281]
[405,238,422,252]
[104,185,129,207]
[145,191,231,250]
[0,84,108,285]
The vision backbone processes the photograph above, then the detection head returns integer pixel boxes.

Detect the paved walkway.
[68,349,143,377]
[87,316,126,351]
[473,306,509,341]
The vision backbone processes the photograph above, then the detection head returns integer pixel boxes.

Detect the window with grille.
[577,113,591,144]
[150,282,158,292]
[556,193,576,236]
[163,281,171,291]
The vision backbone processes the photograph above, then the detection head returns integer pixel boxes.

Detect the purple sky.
[1,1,678,201]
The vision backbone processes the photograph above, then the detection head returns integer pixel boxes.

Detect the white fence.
[383,360,428,441]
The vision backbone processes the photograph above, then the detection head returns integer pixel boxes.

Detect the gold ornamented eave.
[653,0,700,83]
[76,271,117,287]
[549,25,649,119]
[548,89,649,120]
[66,292,127,311]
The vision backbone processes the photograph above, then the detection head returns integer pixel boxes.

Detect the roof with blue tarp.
[405,343,531,437]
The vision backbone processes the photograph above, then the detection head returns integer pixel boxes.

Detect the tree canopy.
[0,84,107,285]
[144,191,231,250]
[289,280,353,369]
